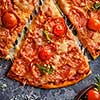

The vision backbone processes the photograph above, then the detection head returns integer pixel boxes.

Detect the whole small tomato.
[38,47,52,61]
[87,18,100,31]
[53,24,65,36]
[53,17,67,37]
[87,89,100,100]
[2,12,17,29]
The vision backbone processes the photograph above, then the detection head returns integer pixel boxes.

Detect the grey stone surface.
[0,56,100,100]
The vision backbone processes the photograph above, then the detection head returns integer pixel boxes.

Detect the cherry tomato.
[87,89,100,100]
[87,18,100,31]
[2,12,17,29]
[38,47,52,61]
[53,24,66,36]
[54,17,65,25]
[53,18,66,36]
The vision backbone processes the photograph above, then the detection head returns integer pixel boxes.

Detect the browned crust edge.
[40,70,92,89]
[58,0,100,59]
[7,69,92,89]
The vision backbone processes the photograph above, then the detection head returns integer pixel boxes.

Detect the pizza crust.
[7,69,92,89]
[41,70,91,89]
[58,0,100,59]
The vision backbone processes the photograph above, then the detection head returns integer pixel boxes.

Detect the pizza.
[58,0,100,59]
[7,0,91,89]
[0,0,38,59]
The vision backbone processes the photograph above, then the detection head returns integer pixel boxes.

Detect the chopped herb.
[48,65,54,75]
[88,2,100,11]
[43,30,52,43]
[94,2,100,9]
[36,64,54,74]
[39,66,48,74]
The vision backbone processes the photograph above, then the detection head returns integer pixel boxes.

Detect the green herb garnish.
[48,65,54,75]
[43,30,52,43]
[36,64,54,74]
[39,65,48,74]
[94,2,100,9]
[95,76,100,92]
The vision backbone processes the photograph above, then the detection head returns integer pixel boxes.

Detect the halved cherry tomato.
[2,12,17,29]
[53,18,66,37]
[87,18,100,31]
[87,89,100,100]
[38,47,52,61]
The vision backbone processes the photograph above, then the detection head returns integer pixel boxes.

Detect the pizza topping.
[53,17,67,37]
[11,59,26,76]
[38,47,52,61]
[71,7,87,28]
[58,64,70,79]
[72,0,86,7]
[44,17,66,37]
[13,0,34,12]
[88,2,100,11]
[94,2,100,10]
[2,12,17,29]
[57,40,68,53]
[36,64,54,75]
[53,54,61,65]
[20,38,37,62]
[87,18,100,31]
[48,65,54,74]
[43,30,52,43]
[53,24,66,37]
[39,65,48,74]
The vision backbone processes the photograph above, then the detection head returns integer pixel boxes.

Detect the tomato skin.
[38,47,52,61]
[53,24,65,36]
[87,89,100,100]
[2,12,17,29]
[53,17,66,36]
[87,18,100,31]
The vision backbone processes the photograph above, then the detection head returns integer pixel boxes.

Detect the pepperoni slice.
[2,12,17,29]
[87,18,100,31]
[38,47,52,61]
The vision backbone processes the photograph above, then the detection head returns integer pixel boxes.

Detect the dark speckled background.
[0,56,100,100]
[0,0,100,99]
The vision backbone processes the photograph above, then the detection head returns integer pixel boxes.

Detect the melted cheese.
[13,0,34,11]
[92,32,100,43]
[53,54,61,65]
[56,40,68,53]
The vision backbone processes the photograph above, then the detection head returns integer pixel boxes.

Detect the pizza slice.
[58,0,100,59]
[7,0,91,89]
[0,0,39,59]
